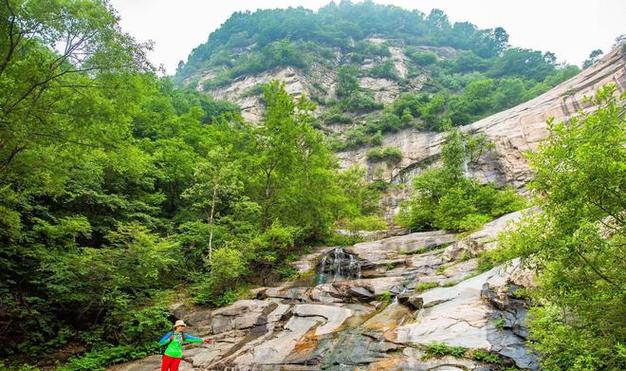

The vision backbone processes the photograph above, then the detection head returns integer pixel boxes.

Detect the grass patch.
[435,264,447,275]
[470,349,502,364]
[415,281,439,292]
[422,344,503,365]
[494,318,506,330]
[378,290,393,305]
[422,342,467,359]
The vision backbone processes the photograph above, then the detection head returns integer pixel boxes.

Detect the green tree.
[182,151,244,264]
[335,65,360,98]
[495,85,626,370]
[582,48,603,69]
[396,127,524,231]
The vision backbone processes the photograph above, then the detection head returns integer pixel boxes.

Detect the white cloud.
[109,0,626,75]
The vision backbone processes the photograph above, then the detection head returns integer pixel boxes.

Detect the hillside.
[174,1,580,155]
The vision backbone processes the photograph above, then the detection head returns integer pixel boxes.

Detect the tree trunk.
[207,186,217,264]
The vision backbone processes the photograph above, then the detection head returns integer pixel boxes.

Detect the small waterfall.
[316,247,362,285]
[392,286,408,305]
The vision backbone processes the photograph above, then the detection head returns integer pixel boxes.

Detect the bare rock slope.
[338,46,626,187]
[111,210,537,370]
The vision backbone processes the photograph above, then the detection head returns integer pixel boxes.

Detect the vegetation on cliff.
[396,127,526,232]
[2,0,621,370]
[175,0,581,152]
[482,85,626,370]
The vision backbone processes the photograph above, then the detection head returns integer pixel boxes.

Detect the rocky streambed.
[111,210,538,370]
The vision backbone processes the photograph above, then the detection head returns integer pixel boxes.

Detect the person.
[159,319,213,371]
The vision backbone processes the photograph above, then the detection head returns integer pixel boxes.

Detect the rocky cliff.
[337,46,626,187]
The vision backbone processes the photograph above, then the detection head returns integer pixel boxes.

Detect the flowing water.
[315,247,362,285]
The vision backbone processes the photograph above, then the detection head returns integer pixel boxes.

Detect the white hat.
[174,320,186,328]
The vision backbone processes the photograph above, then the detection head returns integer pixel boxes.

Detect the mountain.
[3,0,623,369]
[174,1,580,151]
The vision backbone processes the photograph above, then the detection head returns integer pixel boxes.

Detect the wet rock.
[362,302,413,338]
[292,304,353,336]
[233,316,323,366]
[316,247,362,284]
[347,285,376,301]
[394,260,538,369]
[316,328,402,368]
[367,347,485,370]
[397,292,423,310]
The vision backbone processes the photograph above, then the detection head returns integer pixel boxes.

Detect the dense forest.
[1,0,624,370]
[0,1,380,368]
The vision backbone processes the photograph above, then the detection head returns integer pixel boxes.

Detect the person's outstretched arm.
[159,331,173,346]
[184,334,209,343]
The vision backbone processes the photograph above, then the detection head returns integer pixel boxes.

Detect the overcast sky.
[109,0,626,75]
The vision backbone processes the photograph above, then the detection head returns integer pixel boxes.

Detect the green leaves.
[397,128,526,232]
[492,84,626,369]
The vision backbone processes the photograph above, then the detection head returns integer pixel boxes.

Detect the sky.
[109,0,626,75]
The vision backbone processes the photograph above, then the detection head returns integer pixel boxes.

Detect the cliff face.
[192,37,414,125]
[337,46,626,188]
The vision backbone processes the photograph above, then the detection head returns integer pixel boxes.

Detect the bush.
[336,65,360,98]
[366,147,403,164]
[485,87,626,370]
[415,281,439,292]
[323,110,352,125]
[341,91,383,112]
[423,342,466,359]
[396,128,526,232]
[408,50,438,66]
[470,349,501,364]
[368,60,399,80]
[191,247,248,306]
[342,215,387,232]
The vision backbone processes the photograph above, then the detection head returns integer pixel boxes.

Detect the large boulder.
[394,260,538,369]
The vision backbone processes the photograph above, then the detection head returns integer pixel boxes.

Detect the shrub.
[191,247,248,306]
[336,65,360,98]
[396,128,526,232]
[408,50,438,66]
[470,349,501,364]
[342,215,388,232]
[415,281,439,292]
[366,147,403,164]
[368,60,399,80]
[423,342,466,359]
[323,110,352,125]
[341,91,383,112]
[379,291,393,304]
